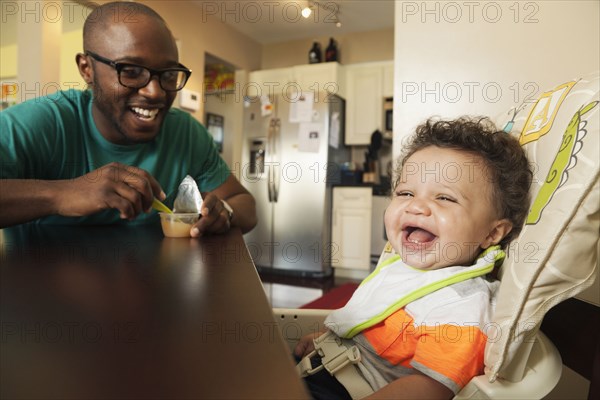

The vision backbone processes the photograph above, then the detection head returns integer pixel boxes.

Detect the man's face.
[87,16,179,145]
[385,146,508,270]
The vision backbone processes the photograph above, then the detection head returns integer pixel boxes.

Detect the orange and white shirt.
[325,248,502,393]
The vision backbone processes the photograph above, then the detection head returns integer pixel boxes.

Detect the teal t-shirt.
[0,89,230,225]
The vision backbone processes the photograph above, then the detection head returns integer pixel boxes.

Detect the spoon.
[152,198,192,228]
[152,198,173,214]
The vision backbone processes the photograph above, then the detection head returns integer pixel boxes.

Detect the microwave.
[383,97,393,134]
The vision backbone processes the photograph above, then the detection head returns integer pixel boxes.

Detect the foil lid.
[173,175,203,213]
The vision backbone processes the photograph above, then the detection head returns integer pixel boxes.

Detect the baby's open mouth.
[131,107,159,121]
[405,226,437,244]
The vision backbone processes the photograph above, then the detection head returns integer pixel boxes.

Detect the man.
[0,2,256,236]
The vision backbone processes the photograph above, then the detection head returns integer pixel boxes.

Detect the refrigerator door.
[270,95,331,275]
[241,99,275,269]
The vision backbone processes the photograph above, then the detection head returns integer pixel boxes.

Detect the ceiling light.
[301,6,312,18]
[303,1,342,26]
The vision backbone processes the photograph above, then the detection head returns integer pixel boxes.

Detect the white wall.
[392,2,600,395]
[393,0,600,306]
[393,0,600,154]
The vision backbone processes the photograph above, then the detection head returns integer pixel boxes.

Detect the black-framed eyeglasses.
[85,51,192,92]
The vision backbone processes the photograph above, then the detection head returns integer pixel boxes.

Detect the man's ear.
[76,53,93,85]
[482,219,513,249]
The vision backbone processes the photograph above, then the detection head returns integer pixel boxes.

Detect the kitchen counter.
[332,181,391,196]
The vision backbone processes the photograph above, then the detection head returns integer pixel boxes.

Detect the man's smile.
[130,106,160,121]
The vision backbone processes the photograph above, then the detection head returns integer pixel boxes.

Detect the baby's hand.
[294,330,328,358]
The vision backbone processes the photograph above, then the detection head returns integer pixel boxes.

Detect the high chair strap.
[297,331,374,399]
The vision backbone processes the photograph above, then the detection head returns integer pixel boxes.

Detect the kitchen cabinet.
[293,63,346,98]
[247,62,345,99]
[382,62,395,98]
[345,61,393,145]
[332,187,372,270]
[246,67,293,98]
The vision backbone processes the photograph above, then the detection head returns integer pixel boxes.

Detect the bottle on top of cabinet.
[325,38,339,62]
[308,42,322,64]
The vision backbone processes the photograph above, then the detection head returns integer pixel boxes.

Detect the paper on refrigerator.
[289,92,314,123]
[298,122,321,153]
[329,111,340,149]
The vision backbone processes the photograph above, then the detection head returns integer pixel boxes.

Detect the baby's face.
[385,146,510,270]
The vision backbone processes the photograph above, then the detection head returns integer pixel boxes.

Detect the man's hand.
[192,175,257,235]
[190,192,232,237]
[55,162,164,220]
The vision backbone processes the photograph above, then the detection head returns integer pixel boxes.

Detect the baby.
[295,117,532,400]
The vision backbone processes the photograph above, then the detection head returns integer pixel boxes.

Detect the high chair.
[272,72,599,399]
[274,308,562,399]
[274,246,563,400]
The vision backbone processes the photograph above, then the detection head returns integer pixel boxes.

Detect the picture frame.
[205,112,224,153]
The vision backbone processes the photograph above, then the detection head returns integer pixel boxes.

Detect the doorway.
[203,53,241,168]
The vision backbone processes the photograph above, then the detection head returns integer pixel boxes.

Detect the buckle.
[296,349,324,377]
[296,332,373,399]
[323,345,361,375]
[313,331,362,375]
[297,331,362,378]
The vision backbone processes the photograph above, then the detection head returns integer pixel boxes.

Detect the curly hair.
[394,117,533,248]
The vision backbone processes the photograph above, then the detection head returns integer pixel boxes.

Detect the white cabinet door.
[248,63,345,99]
[293,62,346,98]
[382,61,394,98]
[345,65,384,145]
[247,68,293,98]
[332,188,372,270]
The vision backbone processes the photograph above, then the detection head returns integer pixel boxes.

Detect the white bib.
[325,247,504,338]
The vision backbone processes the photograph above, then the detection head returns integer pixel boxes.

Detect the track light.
[301,6,312,18]
[302,1,342,26]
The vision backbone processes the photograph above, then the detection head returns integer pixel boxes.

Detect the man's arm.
[193,174,257,236]
[0,163,164,228]
[0,179,63,227]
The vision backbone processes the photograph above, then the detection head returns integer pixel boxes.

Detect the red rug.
[300,283,359,309]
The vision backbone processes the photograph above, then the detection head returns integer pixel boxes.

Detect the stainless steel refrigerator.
[241,92,349,277]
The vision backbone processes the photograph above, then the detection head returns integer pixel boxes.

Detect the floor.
[259,270,360,308]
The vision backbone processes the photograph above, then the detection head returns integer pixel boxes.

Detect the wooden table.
[0,224,308,399]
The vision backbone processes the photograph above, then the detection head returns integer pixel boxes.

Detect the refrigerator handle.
[272,119,281,202]
[267,118,276,203]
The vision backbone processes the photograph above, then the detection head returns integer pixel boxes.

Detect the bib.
[325,246,504,338]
